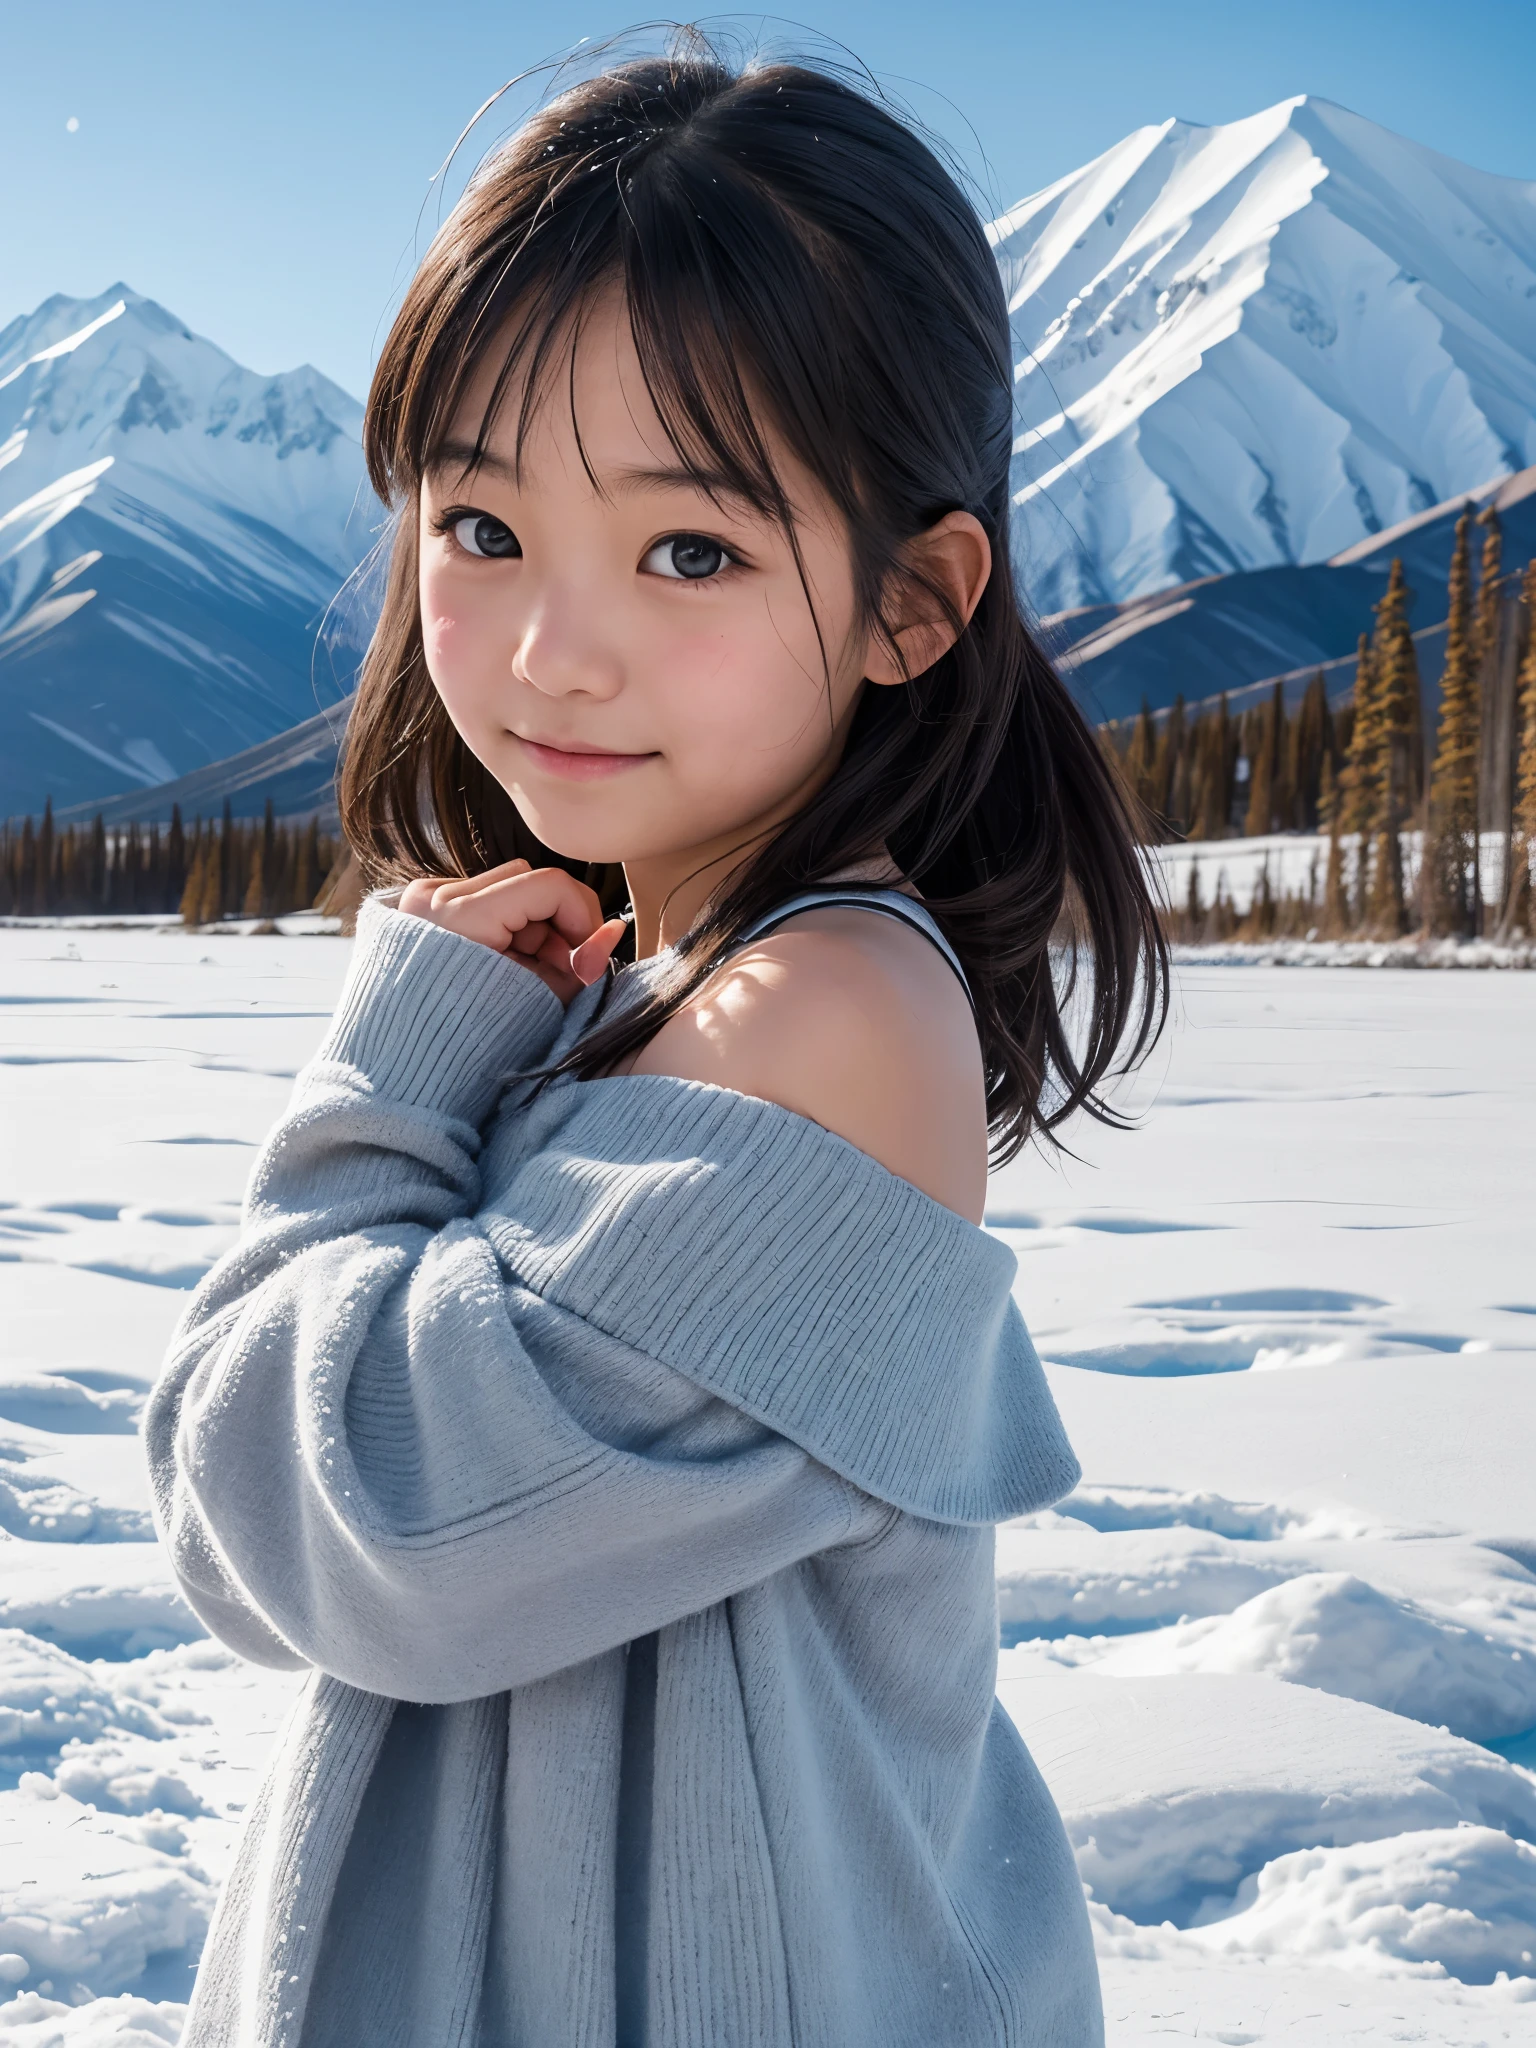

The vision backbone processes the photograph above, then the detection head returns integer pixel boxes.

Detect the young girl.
[148,42,1165,2048]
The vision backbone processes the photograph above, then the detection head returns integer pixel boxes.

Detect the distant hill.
[0,287,378,819]
[995,96,1536,615]
[1051,463,1536,724]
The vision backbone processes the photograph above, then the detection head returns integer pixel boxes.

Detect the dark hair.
[341,34,1167,1161]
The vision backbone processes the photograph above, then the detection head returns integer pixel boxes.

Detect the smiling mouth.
[514,735,658,781]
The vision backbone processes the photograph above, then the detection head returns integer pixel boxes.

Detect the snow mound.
[0,1634,167,1776]
[0,1992,185,2047]
[1098,1572,1536,1742]
[996,1522,1297,1637]
[0,1779,209,2001]
[0,1549,200,1661]
[1185,1826,1536,1985]
[0,1378,140,1439]
[0,1438,151,1545]
[1002,1671,1536,1925]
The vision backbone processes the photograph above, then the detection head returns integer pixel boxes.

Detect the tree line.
[1104,506,1536,941]
[0,800,341,925]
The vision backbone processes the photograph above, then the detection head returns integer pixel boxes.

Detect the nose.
[510,587,623,702]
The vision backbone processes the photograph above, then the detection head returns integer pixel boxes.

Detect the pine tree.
[1423,509,1481,935]
[1473,507,1503,671]
[1184,856,1203,942]
[1341,634,1382,837]
[1123,698,1157,831]
[181,826,209,925]
[87,815,107,907]
[167,806,187,907]
[243,834,268,918]
[1372,558,1423,821]
[1362,559,1421,936]
[1243,682,1289,837]
[1290,672,1333,830]
[35,799,55,914]
[217,801,235,919]
[1162,697,1192,838]
[1505,560,1536,937]
[294,816,320,911]
[1192,696,1233,840]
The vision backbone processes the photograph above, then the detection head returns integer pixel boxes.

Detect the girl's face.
[418,293,874,879]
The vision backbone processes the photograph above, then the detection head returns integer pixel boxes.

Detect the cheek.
[662,596,831,758]
[418,568,502,720]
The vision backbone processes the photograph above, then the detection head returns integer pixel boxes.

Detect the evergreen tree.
[1162,697,1191,838]
[1372,558,1423,823]
[180,829,208,926]
[1505,560,1536,937]
[167,806,187,906]
[1243,682,1289,837]
[1473,507,1503,670]
[1341,633,1382,839]
[218,801,236,919]
[1361,559,1421,936]
[1290,672,1333,830]
[1184,857,1203,941]
[1124,698,1157,830]
[243,833,268,918]
[294,816,320,911]
[36,799,55,914]
[87,815,107,907]
[1192,696,1233,840]
[1423,509,1481,935]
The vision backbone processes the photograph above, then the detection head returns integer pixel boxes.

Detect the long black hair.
[341,34,1167,1161]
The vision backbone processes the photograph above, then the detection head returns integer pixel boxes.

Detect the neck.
[623,841,903,961]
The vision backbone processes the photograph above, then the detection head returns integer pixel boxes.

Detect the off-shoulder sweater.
[144,897,1103,2048]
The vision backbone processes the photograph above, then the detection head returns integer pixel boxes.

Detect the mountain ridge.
[0,285,378,818]
[994,93,1536,613]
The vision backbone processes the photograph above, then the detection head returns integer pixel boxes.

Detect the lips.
[515,734,656,782]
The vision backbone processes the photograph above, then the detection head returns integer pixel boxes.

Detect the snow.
[0,930,1534,2040]
[993,97,1536,612]
[1149,832,1524,919]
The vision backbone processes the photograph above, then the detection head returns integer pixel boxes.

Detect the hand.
[397,860,627,1003]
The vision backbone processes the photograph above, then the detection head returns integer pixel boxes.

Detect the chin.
[503,789,637,868]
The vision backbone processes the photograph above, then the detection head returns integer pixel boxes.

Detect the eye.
[450,512,521,560]
[641,533,730,581]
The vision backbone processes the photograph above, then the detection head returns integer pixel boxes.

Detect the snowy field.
[0,927,1533,2045]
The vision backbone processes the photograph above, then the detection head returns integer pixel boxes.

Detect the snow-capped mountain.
[0,287,378,818]
[994,96,1536,614]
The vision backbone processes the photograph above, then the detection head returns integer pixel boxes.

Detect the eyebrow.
[426,440,517,484]
[425,441,765,517]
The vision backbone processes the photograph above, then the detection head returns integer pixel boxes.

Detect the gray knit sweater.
[145,899,1102,2048]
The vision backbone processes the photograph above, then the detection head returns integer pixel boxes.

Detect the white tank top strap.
[729,886,974,1010]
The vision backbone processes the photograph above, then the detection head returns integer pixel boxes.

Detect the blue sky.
[6,0,1534,399]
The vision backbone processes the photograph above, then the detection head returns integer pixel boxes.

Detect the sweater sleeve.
[143,901,873,1703]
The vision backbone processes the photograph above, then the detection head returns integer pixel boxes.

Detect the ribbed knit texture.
[144,898,1102,2048]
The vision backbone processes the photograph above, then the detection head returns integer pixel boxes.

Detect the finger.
[570,917,627,986]
[480,868,605,948]
[430,859,531,907]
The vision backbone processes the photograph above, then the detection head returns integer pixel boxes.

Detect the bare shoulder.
[626,907,989,1222]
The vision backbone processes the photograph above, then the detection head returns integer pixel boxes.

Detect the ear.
[863,511,993,687]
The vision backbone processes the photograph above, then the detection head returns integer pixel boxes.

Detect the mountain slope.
[0,287,378,817]
[993,96,1536,614]
[1052,462,1536,723]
